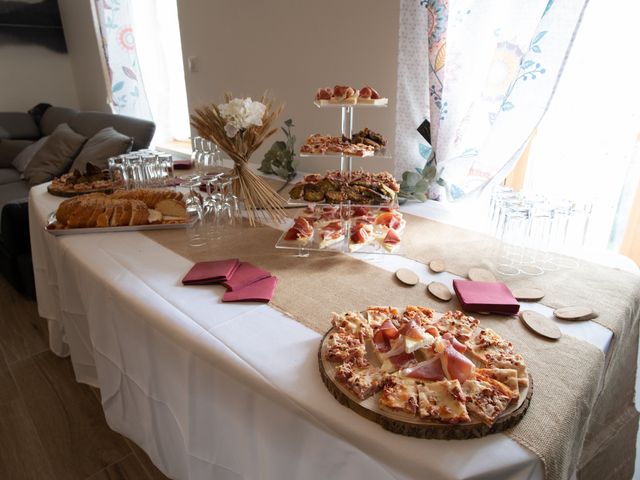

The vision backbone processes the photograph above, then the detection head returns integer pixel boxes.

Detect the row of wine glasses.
[108,150,174,189]
[488,185,591,275]
[191,137,224,173]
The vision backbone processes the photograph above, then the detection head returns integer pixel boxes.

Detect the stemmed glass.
[183,174,206,247]
[202,173,224,241]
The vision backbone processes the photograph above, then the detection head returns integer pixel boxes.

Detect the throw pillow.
[11,136,48,173]
[70,127,133,172]
[24,124,86,186]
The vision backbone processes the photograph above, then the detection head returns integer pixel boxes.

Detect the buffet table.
[29,182,638,480]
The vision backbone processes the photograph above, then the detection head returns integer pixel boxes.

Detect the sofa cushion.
[40,107,78,136]
[0,168,21,185]
[11,136,48,174]
[24,124,86,186]
[0,113,40,140]
[70,127,133,171]
[69,112,155,151]
[0,139,34,168]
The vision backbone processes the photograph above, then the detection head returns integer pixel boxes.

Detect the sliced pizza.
[366,306,400,328]
[401,356,445,381]
[462,376,513,426]
[324,331,368,367]
[467,328,528,385]
[433,310,479,342]
[398,319,436,353]
[379,376,419,415]
[417,379,470,424]
[334,362,385,400]
[402,305,435,328]
[331,311,367,335]
[380,351,417,373]
[475,368,520,401]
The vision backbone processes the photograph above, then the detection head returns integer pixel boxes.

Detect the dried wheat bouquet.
[191,92,287,226]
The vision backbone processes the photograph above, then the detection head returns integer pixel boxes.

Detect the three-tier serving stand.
[276,99,398,257]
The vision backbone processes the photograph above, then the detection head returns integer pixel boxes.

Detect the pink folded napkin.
[222,262,272,291]
[222,276,278,302]
[452,279,520,315]
[182,259,240,285]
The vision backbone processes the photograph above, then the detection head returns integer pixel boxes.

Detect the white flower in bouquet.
[218,97,266,137]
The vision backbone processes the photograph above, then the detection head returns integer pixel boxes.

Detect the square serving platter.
[45,212,196,236]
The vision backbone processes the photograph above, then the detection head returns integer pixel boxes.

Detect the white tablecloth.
[29,184,619,480]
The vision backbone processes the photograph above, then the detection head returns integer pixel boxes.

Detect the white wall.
[177,0,400,172]
[0,43,78,112]
[0,0,110,114]
[58,0,110,112]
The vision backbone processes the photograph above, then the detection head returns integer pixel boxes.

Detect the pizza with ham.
[322,306,529,428]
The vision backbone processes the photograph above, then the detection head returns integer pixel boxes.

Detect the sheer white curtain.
[129,0,190,143]
[94,0,190,145]
[396,0,589,200]
[522,0,640,251]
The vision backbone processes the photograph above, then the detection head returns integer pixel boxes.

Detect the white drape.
[129,0,190,143]
[397,0,590,199]
[522,0,640,251]
[94,0,190,145]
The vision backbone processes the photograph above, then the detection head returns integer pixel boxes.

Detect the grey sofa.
[0,106,155,297]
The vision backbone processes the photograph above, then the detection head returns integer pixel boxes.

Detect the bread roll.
[111,188,184,207]
[155,199,187,218]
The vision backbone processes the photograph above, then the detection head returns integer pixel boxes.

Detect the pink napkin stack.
[452,279,520,315]
[182,259,277,302]
[173,158,194,170]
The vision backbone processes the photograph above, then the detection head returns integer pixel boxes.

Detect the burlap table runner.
[144,223,605,480]
[399,212,640,479]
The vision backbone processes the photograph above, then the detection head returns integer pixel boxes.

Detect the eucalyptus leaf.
[423,165,437,180]
[402,171,421,187]
[260,120,298,181]
[414,179,429,193]
[258,157,274,174]
[412,192,427,202]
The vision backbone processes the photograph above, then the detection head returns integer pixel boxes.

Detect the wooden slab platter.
[318,323,533,440]
[47,185,114,197]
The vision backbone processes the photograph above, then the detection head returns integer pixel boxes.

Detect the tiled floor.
[0,277,170,480]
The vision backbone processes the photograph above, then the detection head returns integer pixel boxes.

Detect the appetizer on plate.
[48,163,114,196]
[283,217,314,245]
[314,85,388,106]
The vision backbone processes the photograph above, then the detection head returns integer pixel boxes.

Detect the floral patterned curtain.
[94,0,152,120]
[397,0,589,199]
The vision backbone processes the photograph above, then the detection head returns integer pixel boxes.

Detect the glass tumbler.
[108,156,128,189]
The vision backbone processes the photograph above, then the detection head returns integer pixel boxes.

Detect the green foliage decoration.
[258,118,298,181]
